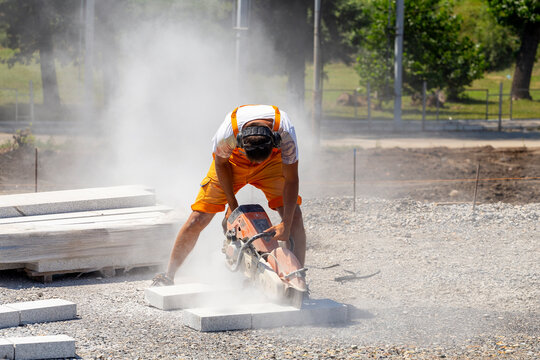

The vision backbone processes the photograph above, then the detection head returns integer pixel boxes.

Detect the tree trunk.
[511,22,540,100]
[284,0,310,107]
[37,6,61,110]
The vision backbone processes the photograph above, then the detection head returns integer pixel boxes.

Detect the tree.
[458,2,519,71]
[487,0,540,100]
[348,0,485,100]
[247,0,363,105]
[0,0,80,110]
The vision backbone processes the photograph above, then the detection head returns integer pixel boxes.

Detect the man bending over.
[152,104,306,285]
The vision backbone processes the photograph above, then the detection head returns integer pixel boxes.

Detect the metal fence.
[0,81,35,122]
[308,81,540,130]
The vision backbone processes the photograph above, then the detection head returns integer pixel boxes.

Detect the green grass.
[304,61,540,121]
[1,46,539,122]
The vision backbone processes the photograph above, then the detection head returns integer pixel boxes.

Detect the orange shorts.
[191,149,302,213]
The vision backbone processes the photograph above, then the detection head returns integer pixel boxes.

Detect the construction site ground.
[0,128,539,359]
[2,130,540,204]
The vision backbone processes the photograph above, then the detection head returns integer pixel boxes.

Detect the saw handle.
[228,232,275,272]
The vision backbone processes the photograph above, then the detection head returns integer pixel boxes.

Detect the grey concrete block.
[183,307,252,332]
[183,299,348,332]
[0,306,20,329]
[0,185,156,218]
[4,299,76,325]
[251,298,348,328]
[0,338,14,360]
[0,263,24,271]
[0,219,178,264]
[0,205,173,225]
[25,252,164,273]
[145,284,238,310]
[8,335,75,360]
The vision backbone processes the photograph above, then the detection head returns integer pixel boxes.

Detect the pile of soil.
[303,146,540,205]
[2,144,540,205]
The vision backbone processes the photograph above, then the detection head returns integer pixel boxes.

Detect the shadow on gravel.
[346,304,376,320]
[0,267,156,290]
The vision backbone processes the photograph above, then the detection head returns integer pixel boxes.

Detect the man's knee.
[183,211,213,233]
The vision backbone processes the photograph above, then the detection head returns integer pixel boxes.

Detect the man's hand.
[221,204,238,234]
[264,222,291,242]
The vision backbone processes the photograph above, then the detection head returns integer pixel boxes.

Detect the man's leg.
[277,205,306,266]
[166,211,215,280]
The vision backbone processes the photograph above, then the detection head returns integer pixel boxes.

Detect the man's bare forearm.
[214,156,238,211]
[281,179,298,233]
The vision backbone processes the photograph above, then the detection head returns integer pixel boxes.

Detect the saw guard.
[267,247,307,292]
[223,204,308,308]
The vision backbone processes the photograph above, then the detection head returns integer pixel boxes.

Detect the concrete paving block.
[0,263,24,271]
[0,205,173,225]
[0,219,178,264]
[183,306,252,332]
[0,338,14,359]
[251,298,348,328]
[25,252,163,273]
[145,283,239,310]
[8,335,75,360]
[183,299,348,332]
[4,299,76,325]
[0,306,20,329]
[0,185,155,218]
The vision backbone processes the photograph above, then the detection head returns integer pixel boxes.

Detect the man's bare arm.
[266,161,299,241]
[214,155,238,212]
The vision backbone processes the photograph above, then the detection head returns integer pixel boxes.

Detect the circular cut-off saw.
[222,204,308,308]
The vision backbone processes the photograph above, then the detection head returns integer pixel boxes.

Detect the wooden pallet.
[23,262,162,283]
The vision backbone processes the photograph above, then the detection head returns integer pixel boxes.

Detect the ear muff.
[236,126,281,149]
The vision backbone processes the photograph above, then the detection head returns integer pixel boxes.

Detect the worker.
[152,104,305,286]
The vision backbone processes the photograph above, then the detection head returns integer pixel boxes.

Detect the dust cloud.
[88,6,315,302]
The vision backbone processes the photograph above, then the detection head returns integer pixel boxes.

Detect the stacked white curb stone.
[0,299,77,359]
[145,283,348,332]
[0,185,182,279]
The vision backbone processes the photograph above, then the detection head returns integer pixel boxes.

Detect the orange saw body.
[222,204,307,308]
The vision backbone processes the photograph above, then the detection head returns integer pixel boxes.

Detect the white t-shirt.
[212,105,299,164]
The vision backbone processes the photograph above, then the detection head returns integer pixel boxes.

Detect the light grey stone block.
[25,252,163,273]
[0,185,155,218]
[183,306,252,332]
[0,338,14,359]
[0,205,173,225]
[0,219,178,264]
[0,263,24,271]
[4,299,76,325]
[145,284,239,310]
[183,299,348,332]
[0,306,20,329]
[251,298,348,328]
[8,335,75,360]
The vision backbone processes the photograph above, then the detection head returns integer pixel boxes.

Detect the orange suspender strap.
[272,105,280,131]
[231,105,280,136]
[231,106,240,137]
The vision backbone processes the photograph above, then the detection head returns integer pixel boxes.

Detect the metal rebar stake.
[472,163,480,212]
[35,148,38,192]
[353,148,356,212]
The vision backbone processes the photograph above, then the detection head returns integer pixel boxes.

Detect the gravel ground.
[1,197,539,359]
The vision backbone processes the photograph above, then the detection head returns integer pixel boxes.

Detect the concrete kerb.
[7,335,76,360]
[1,299,77,327]
[183,299,348,332]
[0,338,14,359]
[147,284,349,332]
[0,306,20,330]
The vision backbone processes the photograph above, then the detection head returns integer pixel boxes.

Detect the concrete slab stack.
[0,186,183,280]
